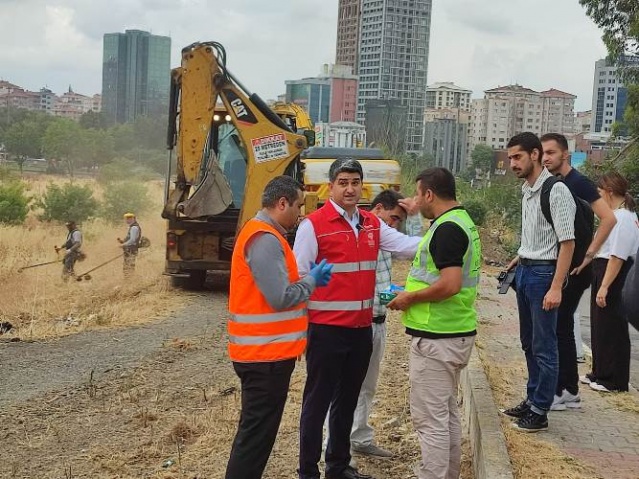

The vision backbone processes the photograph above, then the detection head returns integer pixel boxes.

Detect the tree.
[79,110,109,130]
[42,118,82,176]
[470,144,495,173]
[2,113,53,174]
[580,0,639,83]
[0,179,31,224]
[582,0,639,201]
[35,183,99,223]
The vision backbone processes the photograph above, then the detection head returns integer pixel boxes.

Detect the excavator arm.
[163,41,309,231]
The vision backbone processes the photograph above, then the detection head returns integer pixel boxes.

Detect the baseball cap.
[123,213,135,218]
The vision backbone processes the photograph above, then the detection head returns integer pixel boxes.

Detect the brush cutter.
[17,259,63,273]
[75,254,124,281]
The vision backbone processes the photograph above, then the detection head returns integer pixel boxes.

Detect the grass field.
[0,174,185,340]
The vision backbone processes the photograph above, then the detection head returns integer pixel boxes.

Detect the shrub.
[35,183,99,222]
[462,198,488,226]
[101,180,151,223]
[0,180,30,224]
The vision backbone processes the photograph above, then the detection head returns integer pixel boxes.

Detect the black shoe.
[512,410,548,432]
[500,399,530,419]
[326,465,374,479]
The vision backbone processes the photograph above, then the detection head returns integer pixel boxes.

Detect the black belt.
[519,258,556,266]
[372,315,386,324]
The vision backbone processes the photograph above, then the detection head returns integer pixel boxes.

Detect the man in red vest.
[294,160,422,479]
[226,175,333,479]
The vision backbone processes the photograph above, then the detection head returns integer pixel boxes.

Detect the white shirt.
[517,168,576,260]
[294,199,422,276]
[595,208,639,260]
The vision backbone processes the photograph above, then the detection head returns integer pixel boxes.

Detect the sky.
[0,0,608,112]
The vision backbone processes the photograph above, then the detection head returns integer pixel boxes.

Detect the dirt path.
[0,271,472,479]
[0,291,220,408]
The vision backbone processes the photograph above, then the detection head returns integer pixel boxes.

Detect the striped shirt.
[373,214,424,316]
[518,168,576,260]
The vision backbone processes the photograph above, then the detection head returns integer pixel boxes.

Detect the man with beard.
[501,132,576,432]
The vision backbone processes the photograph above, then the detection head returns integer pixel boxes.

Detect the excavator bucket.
[178,152,234,218]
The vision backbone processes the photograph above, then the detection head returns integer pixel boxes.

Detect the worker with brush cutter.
[55,220,83,281]
[118,213,141,275]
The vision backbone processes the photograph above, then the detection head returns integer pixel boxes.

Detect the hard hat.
[123,213,135,218]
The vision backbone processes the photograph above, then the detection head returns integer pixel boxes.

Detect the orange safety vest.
[306,202,380,327]
[228,218,308,362]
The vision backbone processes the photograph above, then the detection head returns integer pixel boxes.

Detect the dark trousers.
[225,358,296,479]
[590,259,630,392]
[515,264,559,412]
[556,272,590,395]
[299,323,373,479]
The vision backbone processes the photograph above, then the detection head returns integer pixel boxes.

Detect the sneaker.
[579,374,595,385]
[500,400,530,419]
[512,410,548,432]
[550,394,567,411]
[351,443,393,459]
[551,390,582,411]
[590,382,612,393]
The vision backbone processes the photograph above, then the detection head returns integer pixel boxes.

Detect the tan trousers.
[409,336,474,479]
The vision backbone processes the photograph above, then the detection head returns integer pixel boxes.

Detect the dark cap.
[65,220,76,226]
[328,158,364,182]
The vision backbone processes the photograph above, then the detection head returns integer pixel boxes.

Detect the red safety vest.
[307,202,380,327]
[228,218,307,362]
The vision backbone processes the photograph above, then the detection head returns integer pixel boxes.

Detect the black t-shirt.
[429,210,469,270]
[562,168,600,204]
[407,206,475,339]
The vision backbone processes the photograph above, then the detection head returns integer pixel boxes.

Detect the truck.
[300,147,402,206]
[161,41,314,289]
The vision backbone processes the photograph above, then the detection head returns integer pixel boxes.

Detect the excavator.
[162,41,315,289]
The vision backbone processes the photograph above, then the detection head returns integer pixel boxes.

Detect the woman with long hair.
[581,171,639,392]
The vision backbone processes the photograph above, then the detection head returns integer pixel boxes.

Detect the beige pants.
[409,336,474,479]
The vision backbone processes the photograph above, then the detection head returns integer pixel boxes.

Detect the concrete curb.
[461,346,514,479]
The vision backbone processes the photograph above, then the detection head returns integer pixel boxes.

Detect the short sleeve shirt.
[562,168,600,204]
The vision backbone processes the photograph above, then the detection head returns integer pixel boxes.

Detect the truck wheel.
[171,270,207,290]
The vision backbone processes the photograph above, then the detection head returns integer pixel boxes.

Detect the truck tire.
[171,270,207,290]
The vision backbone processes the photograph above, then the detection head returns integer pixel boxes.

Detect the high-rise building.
[426,82,472,112]
[541,89,575,134]
[422,82,471,173]
[365,99,408,154]
[468,84,576,151]
[354,0,433,152]
[423,109,469,173]
[101,29,171,124]
[335,0,361,74]
[285,64,358,123]
[575,110,592,134]
[590,56,639,135]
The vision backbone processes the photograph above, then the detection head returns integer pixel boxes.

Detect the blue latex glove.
[308,259,333,287]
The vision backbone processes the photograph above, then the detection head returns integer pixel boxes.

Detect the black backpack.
[540,176,595,274]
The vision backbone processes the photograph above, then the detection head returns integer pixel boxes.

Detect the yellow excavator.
[271,101,314,133]
[162,42,314,289]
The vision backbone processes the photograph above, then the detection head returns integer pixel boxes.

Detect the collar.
[431,205,464,225]
[255,210,287,236]
[329,199,360,223]
[522,167,552,194]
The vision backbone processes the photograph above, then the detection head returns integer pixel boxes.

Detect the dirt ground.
[0,261,473,479]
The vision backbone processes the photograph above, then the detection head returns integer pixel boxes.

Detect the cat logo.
[223,90,258,124]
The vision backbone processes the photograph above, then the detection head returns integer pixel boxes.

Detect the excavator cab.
[162,42,310,289]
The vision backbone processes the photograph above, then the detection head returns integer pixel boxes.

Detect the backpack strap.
[540,176,559,228]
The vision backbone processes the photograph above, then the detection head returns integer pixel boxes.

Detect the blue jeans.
[515,264,559,413]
